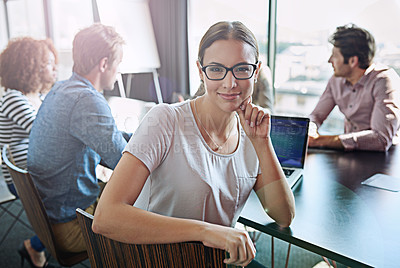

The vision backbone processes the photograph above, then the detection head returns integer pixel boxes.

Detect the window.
[49,0,94,80]
[5,0,46,38]
[275,0,400,134]
[0,2,5,96]
[187,0,269,95]
[188,0,400,134]
[1,0,94,81]
[0,0,45,96]
[0,2,8,50]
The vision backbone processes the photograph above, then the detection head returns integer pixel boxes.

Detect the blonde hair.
[72,23,124,75]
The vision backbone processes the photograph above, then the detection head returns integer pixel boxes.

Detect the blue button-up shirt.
[28,73,127,223]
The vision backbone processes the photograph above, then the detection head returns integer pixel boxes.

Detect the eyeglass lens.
[205,64,255,80]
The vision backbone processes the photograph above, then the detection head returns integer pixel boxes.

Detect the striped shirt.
[0,89,37,184]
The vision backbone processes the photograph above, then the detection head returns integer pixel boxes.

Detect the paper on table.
[361,173,400,192]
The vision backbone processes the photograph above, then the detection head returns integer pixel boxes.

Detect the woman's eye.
[209,66,224,72]
[236,66,250,72]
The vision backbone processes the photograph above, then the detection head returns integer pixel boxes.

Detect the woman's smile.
[217,92,241,100]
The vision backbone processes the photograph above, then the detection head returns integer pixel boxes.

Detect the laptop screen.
[270,115,310,169]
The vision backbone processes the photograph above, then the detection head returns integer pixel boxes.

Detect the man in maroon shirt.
[309,24,400,151]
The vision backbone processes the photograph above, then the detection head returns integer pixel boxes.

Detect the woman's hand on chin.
[236,96,271,142]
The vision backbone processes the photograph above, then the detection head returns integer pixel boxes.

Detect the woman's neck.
[194,96,236,136]
[192,96,239,153]
[25,92,42,110]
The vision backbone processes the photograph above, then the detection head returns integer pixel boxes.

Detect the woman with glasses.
[93,21,295,267]
[194,65,275,112]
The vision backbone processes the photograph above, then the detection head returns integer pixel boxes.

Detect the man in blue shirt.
[28,23,127,253]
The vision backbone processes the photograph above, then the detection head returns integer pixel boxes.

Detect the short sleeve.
[124,104,175,173]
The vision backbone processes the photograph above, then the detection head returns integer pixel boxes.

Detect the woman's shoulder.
[1,89,26,105]
[2,88,24,98]
[147,100,191,118]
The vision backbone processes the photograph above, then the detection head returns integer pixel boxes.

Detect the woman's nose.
[222,70,237,89]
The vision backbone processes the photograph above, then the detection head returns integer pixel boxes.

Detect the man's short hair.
[72,23,124,75]
[329,24,375,69]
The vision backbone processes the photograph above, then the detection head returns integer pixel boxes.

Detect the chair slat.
[76,207,227,268]
[2,146,87,266]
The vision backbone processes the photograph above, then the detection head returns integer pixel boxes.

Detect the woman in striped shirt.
[0,37,57,268]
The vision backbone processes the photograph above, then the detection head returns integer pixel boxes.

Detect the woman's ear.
[196,60,205,81]
[254,61,262,82]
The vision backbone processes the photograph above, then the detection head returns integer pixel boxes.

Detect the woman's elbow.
[279,196,296,227]
[276,212,295,228]
[274,206,295,228]
[91,219,101,235]
[92,209,109,235]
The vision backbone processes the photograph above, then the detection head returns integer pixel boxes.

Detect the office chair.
[76,208,227,268]
[1,146,88,266]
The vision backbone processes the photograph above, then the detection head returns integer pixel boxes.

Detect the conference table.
[239,145,400,268]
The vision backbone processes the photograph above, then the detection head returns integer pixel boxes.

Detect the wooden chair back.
[76,208,227,268]
[2,146,87,266]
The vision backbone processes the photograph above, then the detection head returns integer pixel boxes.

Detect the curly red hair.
[0,37,58,94]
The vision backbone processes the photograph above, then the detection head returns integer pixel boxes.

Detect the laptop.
[270,115,310,189]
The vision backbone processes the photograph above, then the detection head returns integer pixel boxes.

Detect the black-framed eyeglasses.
[201,62,258,81]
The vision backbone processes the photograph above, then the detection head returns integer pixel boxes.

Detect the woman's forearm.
[252,138,296,227]
[93,202,208,244]
[92,200,256,266]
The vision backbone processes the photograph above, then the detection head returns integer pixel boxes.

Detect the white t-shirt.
[124,100,260,227]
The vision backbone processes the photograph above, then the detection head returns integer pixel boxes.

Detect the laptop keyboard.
[283,168,294,178]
